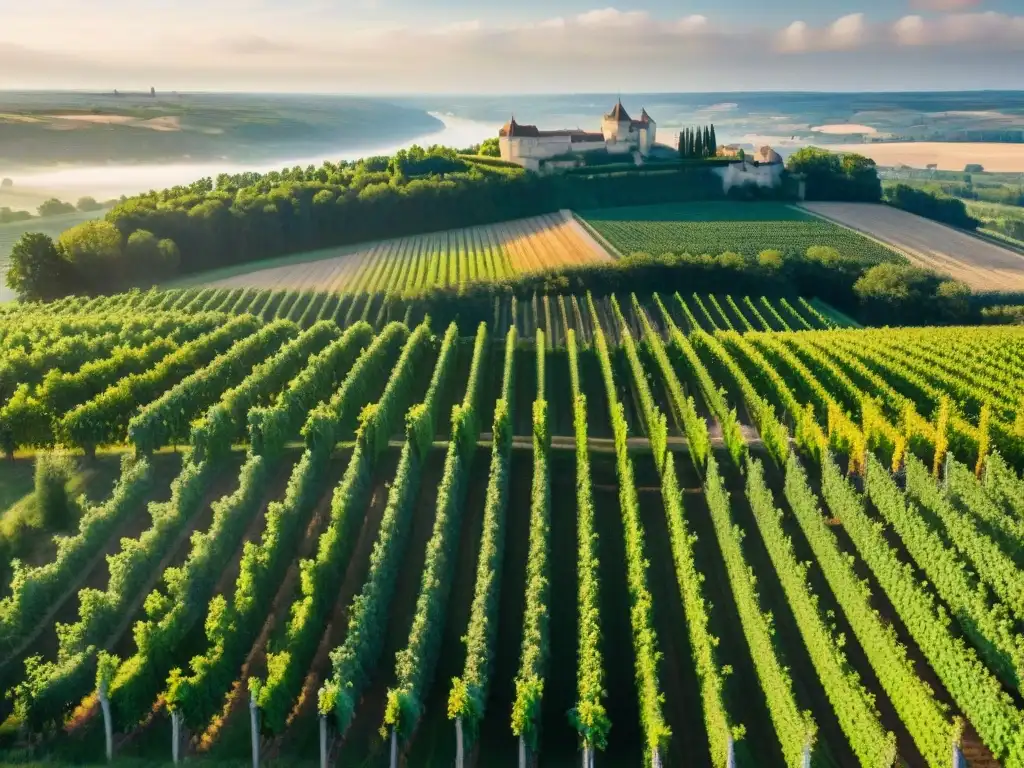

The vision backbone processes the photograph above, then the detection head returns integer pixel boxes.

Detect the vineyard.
[579,202,903,263]
[188,212,610,296]
[0,286,848,358]
[2,291,1024,768]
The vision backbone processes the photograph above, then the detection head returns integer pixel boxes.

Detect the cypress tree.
[704,126,712,157]
[709,124,718,157]
[688,127,696,158]
[694,127,704,159]
[678,130,686,158]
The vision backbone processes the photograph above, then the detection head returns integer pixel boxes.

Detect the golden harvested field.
[207,210,611,294]
[829,141,1024,172]
[801,201,1024,291]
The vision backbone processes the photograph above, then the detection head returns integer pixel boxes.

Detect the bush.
[805,246,844,266]
[76,197,103,212]
[34,452,79,532]
[0,207,34,224]
[980,305,1024,325]
[786,147,881,202]
[884,184,979,230]
[37,198,76,217]
[125,230,180,282]
[853,263,970,324]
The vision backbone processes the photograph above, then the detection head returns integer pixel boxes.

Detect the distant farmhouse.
[499,100,657,172]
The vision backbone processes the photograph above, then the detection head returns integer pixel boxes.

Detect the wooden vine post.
[171,709,183,764]
[248,682,260,768]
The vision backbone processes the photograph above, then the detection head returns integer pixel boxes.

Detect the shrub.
[885,184,980,230]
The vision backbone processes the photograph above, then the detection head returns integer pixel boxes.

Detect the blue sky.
[1,0,1022,92]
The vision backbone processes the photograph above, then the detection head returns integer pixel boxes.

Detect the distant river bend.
[4,113,497,203]
[0,113,497,302]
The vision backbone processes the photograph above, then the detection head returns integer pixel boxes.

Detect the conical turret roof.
[605,99,631,123]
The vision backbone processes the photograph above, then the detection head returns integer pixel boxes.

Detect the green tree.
[124,229,180,282]
[854,263,935,316]
[703,126,712,157]
[76,196,103,212]
[805,245,843,266]
[841,153,883,201]
[58,220,123,292]
[5,233,69,300]
[786,147,842,177]
[709,124,718,157]
[157,237,181,277]
[37,198,76,217]
[694,127,704,159]
[935,279,971,321]
[478,137,501,157]
[0,207,34,224]
[787,147,881,202]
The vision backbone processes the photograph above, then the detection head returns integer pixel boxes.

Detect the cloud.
[575,8,649,27]
[909,0,982,11]
[827,13,867,49]
[892,15,927,45]
[2,5,1023,92]
[221,34,299,55]
[778,21,809,53]
[891,11,1024,45]
[778,9,1024,53]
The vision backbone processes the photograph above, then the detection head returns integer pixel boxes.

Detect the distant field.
[832,141,1024,173]
[0,91,443,166]
[200,211,610,294]
[579,201,901,262]
[966,200,1024,223]
[802,201,1024,291]
[0,210,101,302]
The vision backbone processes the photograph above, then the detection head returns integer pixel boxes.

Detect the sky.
[1,0,1022,93]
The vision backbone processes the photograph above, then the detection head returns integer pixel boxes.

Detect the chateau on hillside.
[498,100,657,171]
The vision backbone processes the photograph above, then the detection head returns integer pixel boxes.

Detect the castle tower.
[602,99,632,144]
[637,108,656,155]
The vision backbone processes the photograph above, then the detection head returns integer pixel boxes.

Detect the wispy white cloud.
[575,8,650,27]
[909,0,982,11]
[1,5,1022,92]
[827,13,867,50]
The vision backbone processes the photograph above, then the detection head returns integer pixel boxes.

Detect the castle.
[498,100,657,171]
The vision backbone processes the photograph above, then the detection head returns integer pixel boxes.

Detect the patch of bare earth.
[801,201,1024,291]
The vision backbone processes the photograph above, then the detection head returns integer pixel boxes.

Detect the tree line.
[410,245,975,331]
[5,144,927,304]
[678,125,718,159]
[6,146,740,300]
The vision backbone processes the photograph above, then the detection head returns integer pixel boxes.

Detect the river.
[0,113,497,302]
[2,113,497,202]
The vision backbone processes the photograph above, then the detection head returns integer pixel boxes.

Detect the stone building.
[498,100,657,171]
